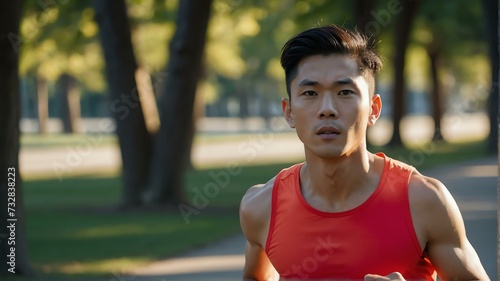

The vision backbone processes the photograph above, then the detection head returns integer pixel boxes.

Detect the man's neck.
[300,148,381,212]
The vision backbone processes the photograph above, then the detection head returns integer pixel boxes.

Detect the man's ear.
[368,94,382,126]
[282,98,295,128]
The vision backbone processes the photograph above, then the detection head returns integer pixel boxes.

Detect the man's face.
[282,54,381,158]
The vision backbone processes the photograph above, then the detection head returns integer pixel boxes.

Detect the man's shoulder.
[408,170,460,243]
[239,177,276,244]
[408,171,448,206]
[240,177,276,222]
[407,171,463,238]
[240,161,303,216]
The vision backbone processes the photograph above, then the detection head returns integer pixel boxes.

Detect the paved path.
[19,133,305,179]
[125,155,498,281]
[20,113,489,177]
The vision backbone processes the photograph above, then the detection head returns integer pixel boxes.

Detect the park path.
[19,132,304,179]
[19,113,489,178]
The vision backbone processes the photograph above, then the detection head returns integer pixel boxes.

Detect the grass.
[21,133,118,149]
[22,161,288,279]
[20,134,492,279]
[370,140,491,171]
[20,131,298,149]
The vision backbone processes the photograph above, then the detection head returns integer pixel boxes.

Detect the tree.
[20,1,107,136]
[143,0,213,205]
[58,74,82,133]
[35,75,49,134]
[389,0,419,147]
[354,0,378,147]
[93,0,152,208]
[427,39,445,142]
[482,0,499,153]
[354,0,377,36]
[418,1,486,143]
[0,0,36,276]
[496,2,499,276]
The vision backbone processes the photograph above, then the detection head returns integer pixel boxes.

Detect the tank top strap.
[266,162,304,253]
[377,152,415,186]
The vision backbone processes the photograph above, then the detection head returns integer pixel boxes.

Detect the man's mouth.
[316,126,341,135]
[318,131,339,135]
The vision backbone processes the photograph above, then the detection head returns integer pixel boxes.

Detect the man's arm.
[410,175,490,281]
[240,182,278,281]
[242,240,278,281]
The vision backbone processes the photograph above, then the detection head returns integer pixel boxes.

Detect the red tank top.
[265,153,436,280]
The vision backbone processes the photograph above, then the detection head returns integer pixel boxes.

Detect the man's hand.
[365,272,406,281]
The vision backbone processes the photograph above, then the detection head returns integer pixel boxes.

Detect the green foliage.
[412,0,489,87]
[20,0,106,91]
[17,0,491,114]
[294,0,355,29]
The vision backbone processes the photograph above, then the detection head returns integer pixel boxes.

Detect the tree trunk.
[135,67,160,135]
[184,59,207,171]
[260,82,272,129]
[497,2,500,280]
[143,0,213,205]
[36,76,49,134]
[427,43,445,142]
[0,0,36,276]
[354,0,377,36]
[239,81,249,119]
[93,0,152,208]
[58,74,81,133]
[483,0,499,154]
[389,0,419,147]
[354,0,377,148]
[184,81,206,171]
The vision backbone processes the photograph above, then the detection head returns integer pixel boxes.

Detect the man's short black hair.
[280,25,382,98]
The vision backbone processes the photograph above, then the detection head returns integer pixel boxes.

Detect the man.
[239,25,490,281]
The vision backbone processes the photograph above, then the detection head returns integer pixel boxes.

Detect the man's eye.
[338,90,354,96]
[301,91,317,96]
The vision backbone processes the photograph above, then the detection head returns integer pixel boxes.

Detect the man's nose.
[318,94,338,119]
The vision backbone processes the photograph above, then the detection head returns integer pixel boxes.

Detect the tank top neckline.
[294,152,390,217]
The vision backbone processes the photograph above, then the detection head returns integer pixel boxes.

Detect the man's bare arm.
[242,241,278,280]
[411,175,490,281]
[240,181,278,281]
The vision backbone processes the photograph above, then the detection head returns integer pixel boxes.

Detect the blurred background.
[0,0,498,280]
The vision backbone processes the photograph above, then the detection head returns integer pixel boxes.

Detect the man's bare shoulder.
[240,177,276,223]
[408,171,451,209]
[239,177,276,243]
[408,171,464,242]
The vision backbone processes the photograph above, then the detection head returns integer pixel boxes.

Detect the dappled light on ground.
[132,254,245,275]
[450,165,497,178]
[39,257,151,275]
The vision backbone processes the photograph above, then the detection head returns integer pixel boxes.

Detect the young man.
[239,25,490,281]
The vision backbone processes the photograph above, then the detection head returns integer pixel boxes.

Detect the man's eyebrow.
[297,78,356,87]
[297,79,319,86]
[335,78,356,85]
